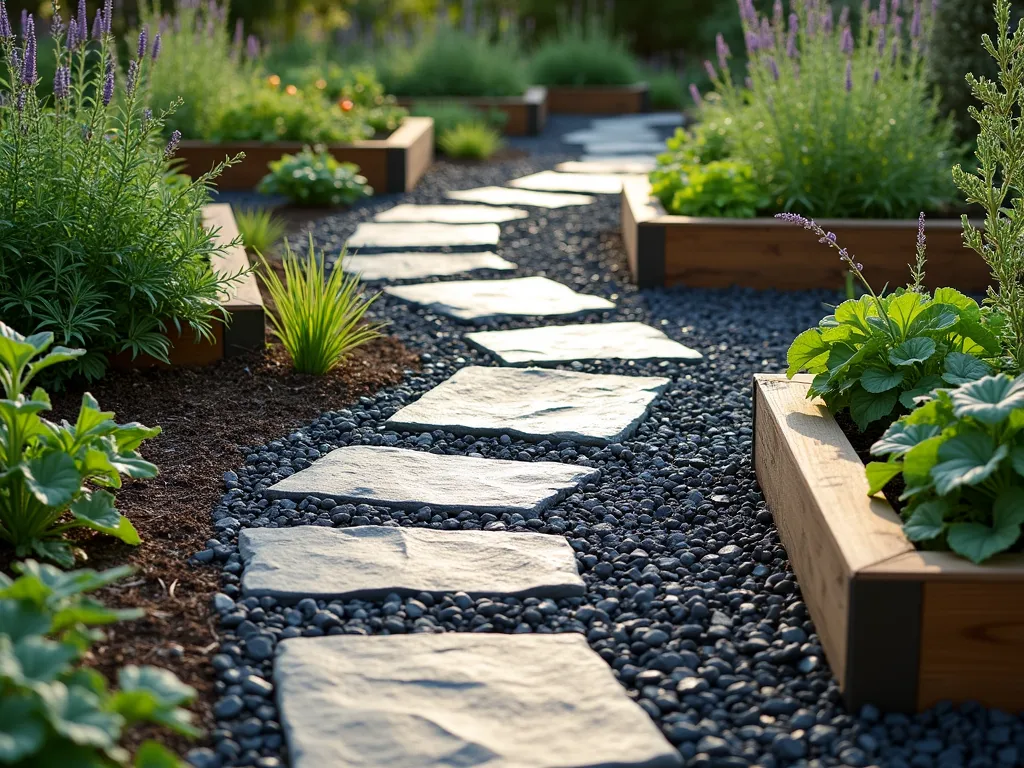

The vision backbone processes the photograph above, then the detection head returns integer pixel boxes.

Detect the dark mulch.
[2,338,417,754]
[835,409,906,511]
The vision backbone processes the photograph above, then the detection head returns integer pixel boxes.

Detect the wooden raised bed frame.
[396,87,548,137]
[545,82,650,114]
[175,116,434,193]
[622,178,990,292]
[753,374,1024,712]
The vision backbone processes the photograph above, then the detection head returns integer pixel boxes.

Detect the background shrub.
[438,122,503,160]
[646,69,684,110]
[277,63,407,134]
[410,101,507,146]
[530,14,641,87]
[259,146,373,206]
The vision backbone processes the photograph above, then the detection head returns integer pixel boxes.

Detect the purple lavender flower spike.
[67,17,79,49]
[22,15,36,86]
[874,68,881,83]
[769,56,780,81]
[917,212,926,249]
[894,16,903,37]
[877,26,887,54]
[165,129,182,159]
[823,6,834,34]
[879,2,888,26]
[840,26,854,55]
[704,59,716,80]
[102,57,114,105]
[689,83,702,106]
[143,107,152,124]
[737,0,755,24]
[16,89,25,112]
[50,11,63,37]
[845,59,853,92]
[760,17,772,49]
[246,34,260,59]
[126,59,138,95]
[103,0,113,33]
[839,6,850,28]
[137,25,148,59]
[54,65,70,100]
[891,0,900,13]
[868,10,878,28]
[20,8,26,34]
[78,0,87,28]
[786,27,797,58]
[92,8,103,39]
[773,0,784,26]
[745,30,760,54]
[152,33,161,61]
[910,1,921,38]
[10,47,19,79]
[0,1,12,39]
[715,33,730,69]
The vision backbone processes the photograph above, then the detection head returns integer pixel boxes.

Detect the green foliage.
[0,3,243,382]
[0,559,198,765]
[0,324,160,567]
[438,122,503,160]
[683,0,957,219]
[868,374,1024,563]
[260,239,385,376]
[234,209,286,256]
[258,146,372,207]
[276,64,407,135]
[786,286,1003,431]
[646,70,684,111]
[651,159,766,218]
[951,0,1024,374]
[530,14,641,87]
[379,26,528,98]
[409,101,507,146]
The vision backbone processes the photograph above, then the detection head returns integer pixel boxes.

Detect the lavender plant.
[0,0,243,382]
[675,0,957,219]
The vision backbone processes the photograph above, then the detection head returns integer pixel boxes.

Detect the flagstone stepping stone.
[386,366,670,446]
[556,158,656,174]
[562,128,661,144]
[347,222,500,250]
[264,445,599,514]
[447,186,595,209]
[275,633,683,768]
[374,204,529,224]
[508,170,634,195]
[593,113,683,128]
[342,252,516,281]
[384,276,614,323]
[239,525,585,603]
[582,140,667,155]
[466,322,703,366]
[581,153,659,164]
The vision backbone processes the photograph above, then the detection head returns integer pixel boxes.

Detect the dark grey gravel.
[190,149,1024,768]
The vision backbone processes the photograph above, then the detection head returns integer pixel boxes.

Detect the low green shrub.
[258,146,372,207]
[530,15,641,87]
[260,239,385,375]
[0,324,161,567]
[651,159,766,218]
[646,70,684,111]
[277,64,407,135]
[438,122,503,160]
[1,559,199,765]
[235,208,287,255]
[379,26,528,98]
[0,1,244,381]
[410,101,507,146]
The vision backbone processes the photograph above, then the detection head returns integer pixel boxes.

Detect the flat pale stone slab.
[447,186,595,209]
[240,525,585,603]
[593,113,683,128]
[342,252,516,281]
[276,633,684,768]
[466,322,703,366]
[557,158,656,174]
[508,171,634,195]
[386,366,670,445]
[562,128,660,144]
[581,153,658,164]
[384,276,614,323]
[347,222,500,250]
[583,140,667,155]
[374,204,529,224]
[265,445,599,513]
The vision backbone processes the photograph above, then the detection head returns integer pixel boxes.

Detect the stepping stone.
[508,171,636,195]
[447,186,595,209]
[275,633,684,768]
[562,128,661,144]
[265,445,599,514]
[557,158,656,174]
[466,322,703,366]
[240,525,585,603]
[342,252,516,281]
[374,204,528,224]
[581,153,659,165]
[384,276,614,323]
[347,222,500,250]
[593,113,683,128]
[583,140,667,155]
[386,366,670,446]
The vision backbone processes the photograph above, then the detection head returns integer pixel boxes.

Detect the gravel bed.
[187,155,1024,768]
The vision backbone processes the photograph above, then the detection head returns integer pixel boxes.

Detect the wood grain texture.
[546,83,649,114]
[917,581,1024,710]
[399,117,435,192]
[620,178,663,282]
[753,374,914,689]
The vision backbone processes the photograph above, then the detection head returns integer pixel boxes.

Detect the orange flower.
[268,74,281,87]
[340,99,354,112]
[315,78,327,90]
[285,85,298,96]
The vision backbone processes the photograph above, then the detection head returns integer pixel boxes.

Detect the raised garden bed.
[753,373,1024,713]
[174,117,435,193]
[622,178,990,292]
[397,87,548,137]
[545,82,650,114]
[111,204,265,369]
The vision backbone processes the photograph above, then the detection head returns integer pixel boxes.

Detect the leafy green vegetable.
[0,561,197,766]
[868,374,1024,563]
[259,146,373,207]
[0,324,160,567]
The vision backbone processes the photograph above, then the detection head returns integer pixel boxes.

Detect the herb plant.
[410,101,507,147]
[260,239,385,376]
[1,559,199,765]
[258,146,372,207]
[235,208,286,256]
[0,0,243,381]
[782,216,1002,430]
[278,64,407,135]
[0,323,160,567]
[438,122,503,160]
[651,158,767,218]
[867,374,1024,563]
[530,13,641,87]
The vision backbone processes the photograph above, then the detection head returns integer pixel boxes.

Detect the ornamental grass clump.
[661,0,957,219]
[260,238,384,376]
[438,122,503,160]
[0,0,243,382]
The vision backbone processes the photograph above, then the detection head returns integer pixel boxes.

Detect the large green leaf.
[118,666,196,709]
[73,393,117,441]
[39,683,123,749]
[30,540,77,568]
[0,322,51,377]
[0,602,51,643]
[112,423,162,453]
[906,303,958,336]
[902,435,945,490]
[932,287,981,319]
[135,741,183,768]
[899,374,946,410]
[1012,447,1024,478]
[21,452,80,508]
[865,461,903,495]
[950,375,1024,425]
[903,500,949,542]
[947,518,1021,564]
[889,337,937,367]
[942,352,991,386]
[0,694,45,762]
[860,367,905,393]
[871,422,942,458]
[931,431,1009,495]
[886,292,927,335]
[69,491,121,533]
[27,347,86,382]
[955,317,1003,356]
[108,452,159,480]
[834,296,875,334]
[9,636,77,685]
[849,386,899,431]
[786,328,829,376]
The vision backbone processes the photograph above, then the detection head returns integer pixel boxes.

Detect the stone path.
[342,251,516,281]
[276,634,684,768]
[374,204,529,224]
[446,185,595,208]
[557,158,656,174]
[508,170,638,195]
[347,222,501,250]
